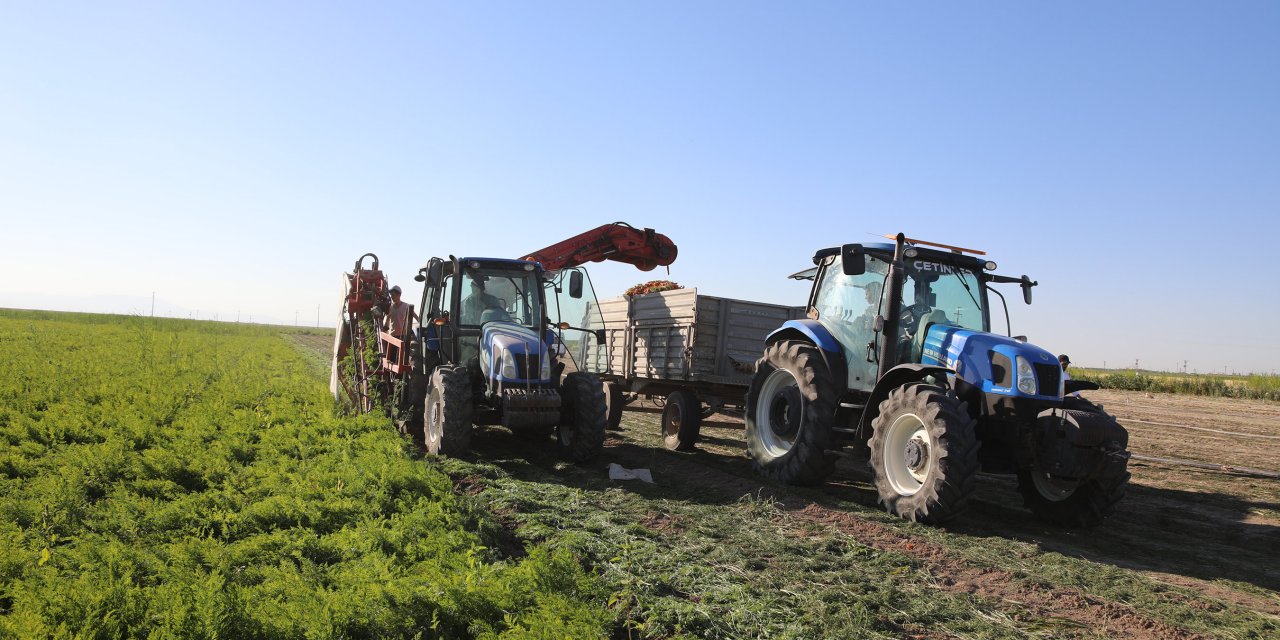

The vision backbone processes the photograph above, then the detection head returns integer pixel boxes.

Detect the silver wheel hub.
[882,413,931,496]
[904,437,928,472]
[754,369,804,459]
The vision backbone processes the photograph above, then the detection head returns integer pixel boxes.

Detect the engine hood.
[480,322,550,383]
[921,324,1063,400]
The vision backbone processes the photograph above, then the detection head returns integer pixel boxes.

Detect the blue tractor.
[745,234,1130,527]
[404,256,608,462]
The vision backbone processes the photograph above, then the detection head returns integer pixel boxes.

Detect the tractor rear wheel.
[661,389,701,451]
[424,366,472,456]
[558,372,607,462]
[603,380,625,431]
[869,383,979,523]
[745,341,837,485]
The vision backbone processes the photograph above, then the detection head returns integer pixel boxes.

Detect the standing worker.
[385,286,419,362]
[1059,354,1080,397]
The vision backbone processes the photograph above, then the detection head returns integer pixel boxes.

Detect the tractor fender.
[856,363,956,440]
[763,320,846,385]
[765,320,841,353]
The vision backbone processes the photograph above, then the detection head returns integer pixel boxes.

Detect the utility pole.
[316,304,320,328]
[151,292,155,317]
[295,311,298,326]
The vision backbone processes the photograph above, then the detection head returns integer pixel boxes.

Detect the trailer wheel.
[424,366,472,456]
[558,372,607,462]
[1017,462,1129,529]
[745,340,837,485]
[662,389,701,451]
[603,381,625,431]
[869,383,979,523]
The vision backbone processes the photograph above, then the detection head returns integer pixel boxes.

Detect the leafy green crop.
[0,310,609,639]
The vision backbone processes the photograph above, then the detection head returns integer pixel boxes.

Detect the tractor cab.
[419,257,548,384]
[804,243,992,392]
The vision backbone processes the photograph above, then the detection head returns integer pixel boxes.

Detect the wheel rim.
[426,396,442,448]
[663,398,684,438]
[882,413,931,496]
[1031,469,1077,502]
[755,369,804,458]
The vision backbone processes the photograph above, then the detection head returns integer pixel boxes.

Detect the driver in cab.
[462,274,505,325]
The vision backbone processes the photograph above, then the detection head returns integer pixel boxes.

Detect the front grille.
[514,353,541,379]
[1034,363,1061,395]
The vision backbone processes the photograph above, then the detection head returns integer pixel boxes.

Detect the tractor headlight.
[1015,356,1037,395]
[540,352,551,379]
[501,349,517,379]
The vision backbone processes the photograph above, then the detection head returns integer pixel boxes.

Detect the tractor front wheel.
[424,366,472,456]
[1017,463,1129,529]
[661,389,701,451]
[558,372,607,462]
[745,341,837,485]
[869,383,979,523]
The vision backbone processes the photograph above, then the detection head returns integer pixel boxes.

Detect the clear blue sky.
[3,2,1277,374]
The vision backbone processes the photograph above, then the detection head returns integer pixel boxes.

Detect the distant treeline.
[1074,369,1280,402]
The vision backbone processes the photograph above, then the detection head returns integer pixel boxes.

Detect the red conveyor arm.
[521,222,678,272]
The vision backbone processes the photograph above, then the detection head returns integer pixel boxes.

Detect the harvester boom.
[522,222,677,272]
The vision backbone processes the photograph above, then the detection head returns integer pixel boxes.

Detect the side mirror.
[425,260,445,287]
[841,244,866,276]
[569,270,584,299]
[1020,275,1037,305]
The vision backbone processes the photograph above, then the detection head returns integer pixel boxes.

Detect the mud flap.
[1034,408,1130,480]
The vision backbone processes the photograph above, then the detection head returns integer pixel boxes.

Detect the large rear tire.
[745,341,837,486]
[558,372,607,463]
[661,389,701,451]
[603,380,625,431]
[424,366,472,456]
[869,383,979,523]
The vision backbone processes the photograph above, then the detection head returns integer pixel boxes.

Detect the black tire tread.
[604,381,625,431]
[745,341,838,486]
[1017,406,1130,528]
[559,372,607,463]
[662,389,701,451]
[425,365,472,456]
[869,383,979,524]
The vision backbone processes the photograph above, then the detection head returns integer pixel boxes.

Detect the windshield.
[458,266,541,329]
[901,258,985,332]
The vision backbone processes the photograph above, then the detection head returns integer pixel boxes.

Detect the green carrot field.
[0,310,608,639]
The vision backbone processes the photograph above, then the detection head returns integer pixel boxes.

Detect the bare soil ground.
[618,387,1280,619]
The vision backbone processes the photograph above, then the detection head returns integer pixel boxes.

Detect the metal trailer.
[581,288,804,449]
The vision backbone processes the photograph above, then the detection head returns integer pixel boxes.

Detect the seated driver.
[462,275,503,324]
[899,279,949,361]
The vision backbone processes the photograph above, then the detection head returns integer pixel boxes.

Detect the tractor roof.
[811,243,989,270]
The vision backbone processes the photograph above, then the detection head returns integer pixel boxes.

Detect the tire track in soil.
[603,440,1206,640]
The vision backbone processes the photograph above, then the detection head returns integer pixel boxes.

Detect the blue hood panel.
[921,325,1062,399]
[481,322,549,383]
